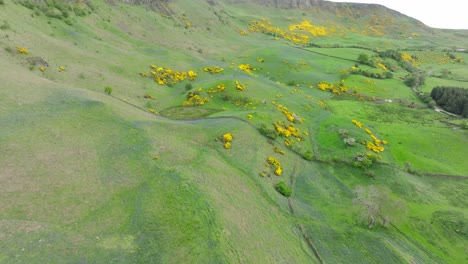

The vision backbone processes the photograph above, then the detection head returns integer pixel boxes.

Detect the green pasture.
[1,0,467,263]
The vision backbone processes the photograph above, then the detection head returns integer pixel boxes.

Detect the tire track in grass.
[288,161,325,264]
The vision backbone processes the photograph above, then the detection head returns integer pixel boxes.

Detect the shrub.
[275,181,292,197]
[184,83,193,91]
[404,162,419,175]
[287,80,297,86]
[0,0,5,5]
[460,121,468,130]
[258,124,277,140]
[353,153,373,169]
[302,150,314,161]
[104,86,113,95]
[343,137,356,146]
[357,53,370,64]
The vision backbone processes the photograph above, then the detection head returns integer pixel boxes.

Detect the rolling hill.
[0,0,467,263]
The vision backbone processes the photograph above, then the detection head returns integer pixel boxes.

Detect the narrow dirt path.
[287,162,325,263]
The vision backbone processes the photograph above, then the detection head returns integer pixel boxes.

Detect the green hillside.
[1,0,467,263]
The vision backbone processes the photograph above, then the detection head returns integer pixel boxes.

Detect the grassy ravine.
[1,0,467,263]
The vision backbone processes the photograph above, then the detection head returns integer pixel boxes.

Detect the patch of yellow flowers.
[140,65,197,85]
[248,18,312,44]
[16,46,29,54]
[204,66,224,74]
[316,81,347,95]
[266,157,282,176]
[352,120,388,154]
[222,133,233,149]
[401,53,420,66]
[207,84,225,94]
[238,64,254,75]
[182,92,209,106]
[288,20,328,37]
[234,80,246,91]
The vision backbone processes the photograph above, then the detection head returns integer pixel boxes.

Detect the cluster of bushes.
[418,92,437,108]
[404,73,425,88]
[352,66,393,79]
[374,50,427,87]
[355,53,394,79]
[357,50,429,85]
[274,181,291,197]
[258,124,277,140]
[431,86,468,117]
[19,0,94,24]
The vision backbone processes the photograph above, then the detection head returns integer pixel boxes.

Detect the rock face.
[228,0,324,9]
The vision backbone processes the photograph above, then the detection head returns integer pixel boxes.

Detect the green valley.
[0,0,467,263]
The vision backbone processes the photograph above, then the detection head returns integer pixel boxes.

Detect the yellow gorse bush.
[317,101,328,108]
[248,18,310,44]
[223,133,233,142]
[376,63,388,71]
[352,120,389,154]
[207,84,225,94]
[221,133,233,149]
[234,80,246,91]
[16,46,29,54]
[276,104,303,124]
[182,92,209,106]
[352,120,364,128]
[266,157,282,176]
[401,53,419,66]
[288,20,328,37]
[238,64,254,74]
[274,147,285,155]
[316,81,347,95]
[204,66,224,74]
[140,65,197,85]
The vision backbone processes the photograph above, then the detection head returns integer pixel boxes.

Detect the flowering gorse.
[266,157,282,176]
[140,65,197,85]
[222,133,233,149]
[234,80,246,91]
[204,66,224,74]
[182,91,209,106]
[352,120,388,155]
[16,46,29,54]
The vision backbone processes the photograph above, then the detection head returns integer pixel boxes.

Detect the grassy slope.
[1,0,467,263]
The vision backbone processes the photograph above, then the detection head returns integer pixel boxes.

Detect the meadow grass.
[1,0,467,263]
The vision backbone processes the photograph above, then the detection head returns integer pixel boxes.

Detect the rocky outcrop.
[226,0,324,9]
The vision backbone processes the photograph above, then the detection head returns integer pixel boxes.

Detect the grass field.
[1,0,467,263]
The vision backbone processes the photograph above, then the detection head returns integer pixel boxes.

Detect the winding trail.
[288,162,324,263]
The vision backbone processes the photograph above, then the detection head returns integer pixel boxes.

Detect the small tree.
[275,181,292,197]
[104,86,113,95]
[357,53,370,65]
[460,121,467,130]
